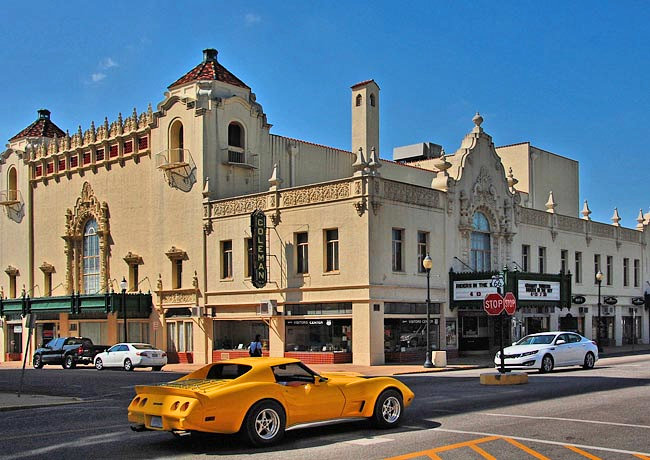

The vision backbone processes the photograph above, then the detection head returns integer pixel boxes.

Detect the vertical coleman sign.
[251,210,267,288]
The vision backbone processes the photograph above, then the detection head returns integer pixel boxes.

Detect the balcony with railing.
[224,147,256,169]
[155,149,196,191]
[0,189,21,207]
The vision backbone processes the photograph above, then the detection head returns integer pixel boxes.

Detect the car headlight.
[495,352,500,358]
[520,350,538,357]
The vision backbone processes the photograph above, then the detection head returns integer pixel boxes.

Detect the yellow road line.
[470,444,497,460]
[386,436,499,459]
[565,445,601,459]
[503,437,551,460]
[634,455,650,460]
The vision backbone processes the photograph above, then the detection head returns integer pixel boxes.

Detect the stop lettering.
[483,293,504,315]
[503,292,517,315]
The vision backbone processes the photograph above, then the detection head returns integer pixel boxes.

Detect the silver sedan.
[494,331,599,373]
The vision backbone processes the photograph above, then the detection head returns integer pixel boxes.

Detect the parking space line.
[502,437,550,460]
[469,444,496,459]
[633,455,650,460]
[565,445,602,459]
[386,436,499,459]
[434,428,650,457]
[482,412,650,429]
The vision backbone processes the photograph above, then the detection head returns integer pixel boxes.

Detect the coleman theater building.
[0,49,648,365]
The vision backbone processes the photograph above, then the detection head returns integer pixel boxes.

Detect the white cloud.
[100,57,118,69]
[245,13,261,25]
[91,73,106,82]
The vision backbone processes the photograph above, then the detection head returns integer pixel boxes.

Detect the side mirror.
[512,342,517,346]
[556,339,566,345]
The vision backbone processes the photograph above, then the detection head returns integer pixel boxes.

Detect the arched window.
[369,93,376,107]
[83,219,100,294]
[7,167,17,201]
[470,212,491,271]
[169,120,184,163]
[355,94,362,107]
[228,122,244,148]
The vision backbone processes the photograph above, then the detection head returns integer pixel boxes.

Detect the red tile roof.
[168,49,250,90]
[351,79,379,90]
[9,109,65,142]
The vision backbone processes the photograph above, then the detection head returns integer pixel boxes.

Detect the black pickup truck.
[33,337,109,369]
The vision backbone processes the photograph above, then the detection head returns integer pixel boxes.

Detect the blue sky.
[1,1,648,226]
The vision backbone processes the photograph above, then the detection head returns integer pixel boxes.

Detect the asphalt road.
[0,354,649,459]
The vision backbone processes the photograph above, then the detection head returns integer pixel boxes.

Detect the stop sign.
[503,292,517,315]
[483,293,504,315]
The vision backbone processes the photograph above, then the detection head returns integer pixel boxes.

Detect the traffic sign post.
[483,273,518,374]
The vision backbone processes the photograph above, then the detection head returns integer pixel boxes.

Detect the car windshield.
[132,344,155,350]
[517,334,556,345]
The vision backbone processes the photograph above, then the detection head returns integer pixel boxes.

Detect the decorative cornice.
[123,252,144,265]
[165,246,188,261]
[39,262,55,274]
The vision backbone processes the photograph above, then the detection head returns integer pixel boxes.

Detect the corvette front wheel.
[243,400,286,447]
[371,389,403,428]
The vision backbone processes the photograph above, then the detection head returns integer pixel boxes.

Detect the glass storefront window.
[384,319,439,353]
[166,320,193,353]
[446,320,457,348]
[285,319,351,352]
[213,320,269,350]
[79,322,108,345]
[118,321,150,344]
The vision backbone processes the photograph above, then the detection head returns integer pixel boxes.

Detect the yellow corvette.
[128,357,414,446]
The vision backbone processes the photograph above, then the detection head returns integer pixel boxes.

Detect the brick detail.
[109,145,118,158]
[96,149,104,161]
[124,141,133,154]
[166,352,194,364]
[138,136,148,150]
[212,350,270,361]
[284,352,352,364]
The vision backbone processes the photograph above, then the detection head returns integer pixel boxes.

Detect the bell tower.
[351,80,380,158]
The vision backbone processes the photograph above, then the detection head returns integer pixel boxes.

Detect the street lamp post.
[423,254,433,368]
[120,277,128,343]
[596,270,603,353]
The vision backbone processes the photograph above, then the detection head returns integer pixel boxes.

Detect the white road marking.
[2,432,127,459]
[0,424,126,441]
[432,427,650,456]
[345,437,394,446]
[481,412,650,429]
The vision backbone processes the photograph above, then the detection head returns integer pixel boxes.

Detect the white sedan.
[494,331,598,373]
[94,343,167,371]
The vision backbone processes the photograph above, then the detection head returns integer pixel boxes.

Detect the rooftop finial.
[581,200,592,220]
[611,208,621,226]
[203,48,218,62]
[472,112,483,127]
[545,190,556,213]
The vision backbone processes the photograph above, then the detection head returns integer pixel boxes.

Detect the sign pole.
[499,290,505,374]
[18,313,36,398]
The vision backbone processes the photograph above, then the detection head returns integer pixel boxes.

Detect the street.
[0,354,649,459]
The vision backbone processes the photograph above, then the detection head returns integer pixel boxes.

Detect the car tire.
[371,389,403,428]
[583,352,595,369]
[243,400,286,447]
[33,355,43,369]
[63,355,76,369]
[123,358,134,372]
[539,354,554,373]
[95,358,104,370]
[151,366,163,371]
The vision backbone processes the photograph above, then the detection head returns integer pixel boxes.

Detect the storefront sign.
[572,295,586,304]
[250,210,267,288]
[517,280,560,301]
[453,280,498,301]
[286,320,331,326]
[13,325,22,333]
[604,296,618,305]
[632,297,645,306]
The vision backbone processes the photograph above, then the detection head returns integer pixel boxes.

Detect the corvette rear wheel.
[243,400,286,447]
[371,389,403,428]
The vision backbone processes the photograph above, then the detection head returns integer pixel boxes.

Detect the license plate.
[150,416,162,428]
[152,353,158,358]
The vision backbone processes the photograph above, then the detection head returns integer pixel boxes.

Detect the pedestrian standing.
[249,334,262,357]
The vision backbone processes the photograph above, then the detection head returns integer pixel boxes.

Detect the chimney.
[38,109,51,120]
[203,48,218,63]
